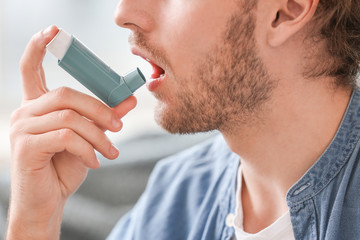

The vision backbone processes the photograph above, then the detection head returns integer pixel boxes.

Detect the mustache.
[128,32,149,51]
[128,32,170,70]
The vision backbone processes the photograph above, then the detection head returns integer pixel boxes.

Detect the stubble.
[155,8,275,134]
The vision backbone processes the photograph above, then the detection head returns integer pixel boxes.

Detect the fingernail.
[112,116,122,128]
[43,25,53,37]
[110,144,119,157]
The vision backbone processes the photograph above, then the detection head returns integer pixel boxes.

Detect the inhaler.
[46,29,145,107]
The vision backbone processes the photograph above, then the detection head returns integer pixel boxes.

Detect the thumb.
[20,25,59,101]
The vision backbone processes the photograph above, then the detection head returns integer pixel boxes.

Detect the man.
[6,0,360,239]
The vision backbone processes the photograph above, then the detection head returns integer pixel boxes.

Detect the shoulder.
[107,134,239,240]
[140,133,239,222]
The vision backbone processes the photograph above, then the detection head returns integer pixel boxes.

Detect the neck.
[222,78,352,232]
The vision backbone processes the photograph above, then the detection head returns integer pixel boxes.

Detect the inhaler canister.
[46,29,145,107]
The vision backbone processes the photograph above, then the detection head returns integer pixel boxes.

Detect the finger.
[32,129,100,169]
[93,120,122,133]
[20,25,59,101]
[112,95,137,118]
[27,87,124,132]
[39,67,49,92]
[20,110,119,159]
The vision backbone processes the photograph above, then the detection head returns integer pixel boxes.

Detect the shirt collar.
[286,88,360,205]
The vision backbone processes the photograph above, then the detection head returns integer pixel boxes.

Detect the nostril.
[113,5,126,28]
[113,1,134,28]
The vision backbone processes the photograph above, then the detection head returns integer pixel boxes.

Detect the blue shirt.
[108,89,360,240]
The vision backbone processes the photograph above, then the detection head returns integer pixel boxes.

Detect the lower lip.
[147,74,166,92]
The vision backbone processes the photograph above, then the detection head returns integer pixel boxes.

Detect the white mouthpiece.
[46,29,72,60]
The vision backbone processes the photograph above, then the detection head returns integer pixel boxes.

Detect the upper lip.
[130,47,165,73]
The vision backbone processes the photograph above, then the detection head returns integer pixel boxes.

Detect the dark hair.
[311,0,360,87]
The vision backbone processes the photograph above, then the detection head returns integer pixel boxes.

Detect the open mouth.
[148,59,165,80]
[142,57,166,91]
[131,48,166,91]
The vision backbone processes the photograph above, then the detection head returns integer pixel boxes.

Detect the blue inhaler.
[46,29,145,107]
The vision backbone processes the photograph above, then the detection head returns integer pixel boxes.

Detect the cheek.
[157,2,231,78]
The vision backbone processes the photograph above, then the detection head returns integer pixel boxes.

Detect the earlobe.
[267,0,319,47]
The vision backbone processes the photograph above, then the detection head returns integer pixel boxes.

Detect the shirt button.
[226,213,235,227]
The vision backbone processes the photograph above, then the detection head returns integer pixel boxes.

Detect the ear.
[267,0,319,47]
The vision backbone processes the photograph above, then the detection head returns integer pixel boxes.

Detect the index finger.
[20,25,59,101]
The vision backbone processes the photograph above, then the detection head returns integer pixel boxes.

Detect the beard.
[131,3,275,135]
[155,10,275,134]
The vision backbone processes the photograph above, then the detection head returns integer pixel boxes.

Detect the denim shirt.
[108,89,360,240]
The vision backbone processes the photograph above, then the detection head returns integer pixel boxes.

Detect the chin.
[154,106,214,135]
[154,105,179,134]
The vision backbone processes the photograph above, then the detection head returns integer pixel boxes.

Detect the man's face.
[115,0,274,134]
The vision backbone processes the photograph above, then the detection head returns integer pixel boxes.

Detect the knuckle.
[10,108,22,124]
[9,105,29,124]
[52,87,71,101]
[9,121,25,140]
[58,109,76,124]
[58,128,74,142]
[9,116,33,156]
[9,126,16,142]
[14,135,34,157]
[9,126,19,146]
[9,108,29,137]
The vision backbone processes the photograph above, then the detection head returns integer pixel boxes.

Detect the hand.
[6,25,137,239]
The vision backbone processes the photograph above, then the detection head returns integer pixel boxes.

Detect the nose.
[114,0,155,33]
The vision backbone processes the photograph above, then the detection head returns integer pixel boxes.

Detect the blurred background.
[0,0,214,239]
[0,0,160,166]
